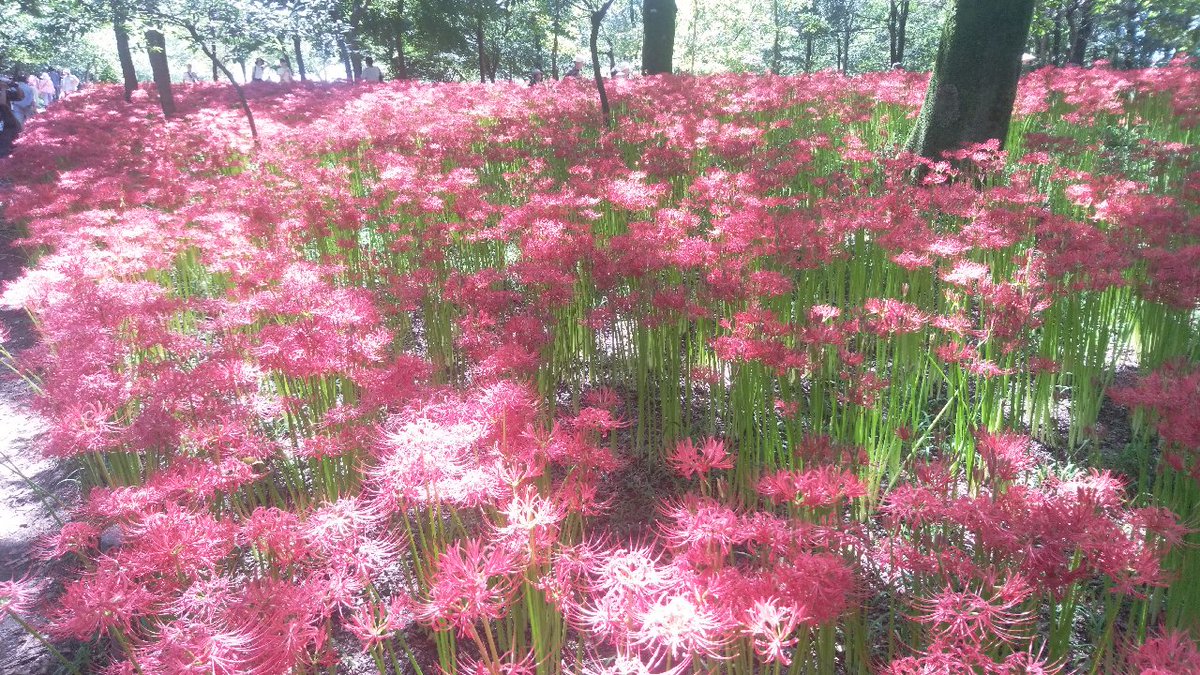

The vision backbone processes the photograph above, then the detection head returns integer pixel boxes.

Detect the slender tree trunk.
[186,23,258,145]
[113,3,138,102]
[475,15,488,83]
[896,0,909,66]
[642,0,676,74]
[905,0,1037,161]
[771,0,781,73]
[1052,6,1063,65]
[590,1,616,128]
[293,35,307,81]
[551,0,561,79]
[805,34,813,71]
[393,0,408,79]
[888,0,899,65]
[336,33,354,80]
[144,28,176,117]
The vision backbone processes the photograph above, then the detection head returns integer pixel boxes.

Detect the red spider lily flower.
[742,598,810,665]
[1129,629,1200,675]
[420,538,520,635]
[630,592,730,663]
[666,437,734,479]
[0,577,40,617]
[494,486,566,562]
[36,521,101,560]
[141,618,255,675]
[346,596,414,651]
[913,582,1032,648]
[51,558,160,639]
[975,430,1034,483]
[457,648,539,675]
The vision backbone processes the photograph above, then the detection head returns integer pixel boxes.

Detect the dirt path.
[0,216,75,674]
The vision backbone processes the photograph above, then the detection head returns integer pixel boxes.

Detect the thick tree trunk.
[642,0,676,75]
[144,28,176,117]
[905,0,1036,161]
[113,4,138,103]
[590,1,615,128]
[211,42,219,81]
[293,35,307,81]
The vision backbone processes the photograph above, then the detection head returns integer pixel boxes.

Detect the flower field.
[1,65,1198,674]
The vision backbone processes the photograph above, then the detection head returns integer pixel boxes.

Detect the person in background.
[562,56,585,79]
[360,57,382,83]
[251,58,267,82]
[277,57,294,84]
[49,68,61,102]
[37,72,55,108]
[13,72,37,123]
[184,63,202,84]
[61,69,80,96]
[528,69,544,86]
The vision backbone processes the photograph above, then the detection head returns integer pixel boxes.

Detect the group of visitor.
[250,57,295,83]
[0,67,81,156]
[530,57,636,85]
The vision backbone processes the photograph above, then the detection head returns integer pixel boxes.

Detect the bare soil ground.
[0,213,77,674]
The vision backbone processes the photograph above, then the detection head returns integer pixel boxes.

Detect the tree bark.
[336,30,353,80]
[211,42,219,81]
[112,3,138,103]
[1068,0,1094,65]
[293,35,307,81]
[394,1,408,79]
[475,14,488,83]
[590,1,616,128]
[888,0,910,66]
[905,0,1036,161]
[144,28,175,117]
[642,0,676,75]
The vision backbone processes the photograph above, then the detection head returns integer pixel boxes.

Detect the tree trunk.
[1052,5,1063,65]
[1068,0,1094,65]
[336,31,353,80]
[905,0,1036,161]
[186,23,258,145]
[475,15,488,83]
[211,42,219,81]
[347,0,365,80]
[804,34,813,72]
[112,3,138,103]
[590,1,616,128]
[895,0,909,66]
[551,0,561,79]
[770,0,781,73]
[394,1,408,79]
[144,28,176,117]
[642,0,676,75]
[293,35,307,81]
